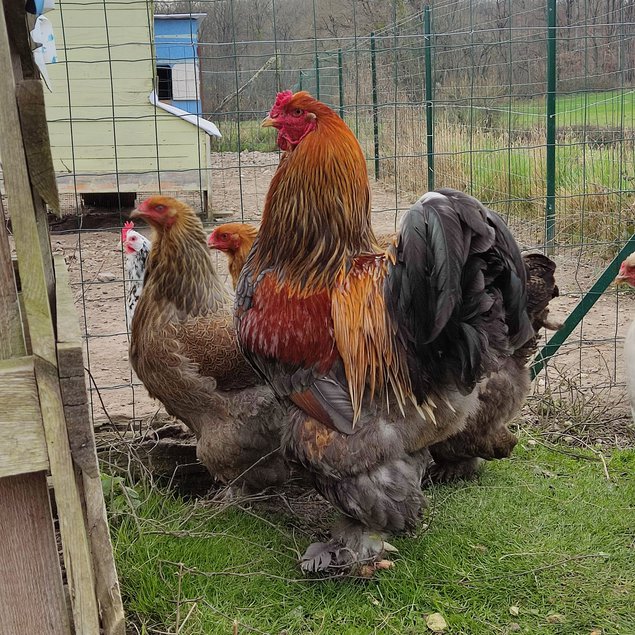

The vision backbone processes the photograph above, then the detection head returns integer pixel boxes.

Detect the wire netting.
[37,0,635,438]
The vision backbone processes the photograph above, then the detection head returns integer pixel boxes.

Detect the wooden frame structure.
[0,3,124,633]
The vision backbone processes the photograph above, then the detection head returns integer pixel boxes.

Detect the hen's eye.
[220,233,228,239]
[293,108,303,117]
[155,204,166,213]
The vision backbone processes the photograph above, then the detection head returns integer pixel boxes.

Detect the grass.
[212,118,278,153]
[111,442,635,634]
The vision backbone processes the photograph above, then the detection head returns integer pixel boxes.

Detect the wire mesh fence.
[29,0,634,438]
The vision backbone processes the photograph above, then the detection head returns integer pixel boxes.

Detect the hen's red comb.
[122,220,134,242]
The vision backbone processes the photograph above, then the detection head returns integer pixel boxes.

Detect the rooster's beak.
[261,116,276,128]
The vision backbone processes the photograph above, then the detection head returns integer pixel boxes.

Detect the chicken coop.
[41,0,220,213]
[154,12,206,116]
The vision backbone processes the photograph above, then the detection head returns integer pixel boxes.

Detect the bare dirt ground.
[43,151,634,448]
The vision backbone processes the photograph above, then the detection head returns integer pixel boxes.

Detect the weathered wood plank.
[0,30,55,366]
[54,255,97,476]
[8,6,57,303]
[0,5,100,633]
[16,80,60,213]
[54,255,126,635]
[2,0,35,79]
[82,472,127,635]
[54,254,82,347]
[33,355,101,633]
[0,356,49,478]
[0,196,25,359]
[0,472,71,635]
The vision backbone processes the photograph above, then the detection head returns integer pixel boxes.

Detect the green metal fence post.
[531,233,635,379]
[338,48,344,120]
[545,0,557,253]
[424,5,435,192]
[312,0,320,99]
[370,32,379,180]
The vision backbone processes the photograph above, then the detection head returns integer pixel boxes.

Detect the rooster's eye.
[293,108,303,117]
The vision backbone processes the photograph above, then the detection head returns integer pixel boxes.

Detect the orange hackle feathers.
[253,91,376,292]
[331,256,411,423]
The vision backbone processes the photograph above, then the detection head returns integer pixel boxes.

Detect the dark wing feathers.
[481,205,531,347]
[395,197,466,344]
[386,188,534,401]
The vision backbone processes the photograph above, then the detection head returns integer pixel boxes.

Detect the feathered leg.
[298,449,431,574]
[427,356,528,483]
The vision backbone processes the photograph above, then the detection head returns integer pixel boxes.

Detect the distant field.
[514,89,635,129]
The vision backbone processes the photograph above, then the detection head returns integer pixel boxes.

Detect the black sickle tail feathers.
[385,189,534,401]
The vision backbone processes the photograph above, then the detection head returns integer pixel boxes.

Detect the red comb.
[274,90,293,108]
[122,220,134,242]
[269,90,294,116]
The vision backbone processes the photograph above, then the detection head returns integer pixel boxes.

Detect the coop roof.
[154,13,207,20]
[149,90,221,138]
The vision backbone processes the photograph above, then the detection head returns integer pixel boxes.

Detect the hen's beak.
[129,208,143,219]
[614,274,627,286]
[261,116,276,128]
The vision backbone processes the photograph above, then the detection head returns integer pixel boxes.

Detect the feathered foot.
[211,483,247,502]
[300,519,398,576]
[426,457,484,484]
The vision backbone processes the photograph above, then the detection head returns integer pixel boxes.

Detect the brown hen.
[129,196,290,492]
[207,222,259,289]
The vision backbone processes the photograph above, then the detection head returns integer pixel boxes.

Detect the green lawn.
[514,90,635,129]
[111,442,635,634]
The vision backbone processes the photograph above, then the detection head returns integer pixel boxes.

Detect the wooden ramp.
[0,2,124,633]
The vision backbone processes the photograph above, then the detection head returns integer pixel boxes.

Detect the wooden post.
[0,474,72,634]
[0,178,70,635]
[0,2,100,632]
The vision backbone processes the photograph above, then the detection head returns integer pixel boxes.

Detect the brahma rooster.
[234,91,559,573]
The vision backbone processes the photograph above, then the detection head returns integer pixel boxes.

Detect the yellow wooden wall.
[44,0,209,191]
